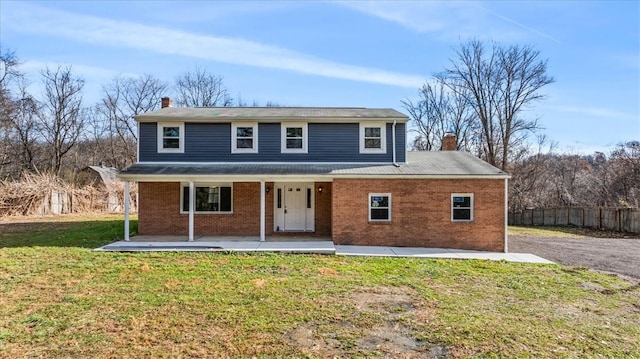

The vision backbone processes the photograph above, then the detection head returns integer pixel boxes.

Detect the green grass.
[1,216,639,358]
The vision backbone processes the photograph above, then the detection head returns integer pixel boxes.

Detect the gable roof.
[135,107,409,123]
[119,151,508,181]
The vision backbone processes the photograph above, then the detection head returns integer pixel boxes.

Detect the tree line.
[402,40,639,210]
[0,49,280,180]
[1,40,638,210]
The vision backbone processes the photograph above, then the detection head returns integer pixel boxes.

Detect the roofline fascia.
[118,173,510,182]
[134,116,409,123]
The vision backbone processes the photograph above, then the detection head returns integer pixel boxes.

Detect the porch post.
[260,180,266,242]
[189,180,194,241]
[124,181,130,241]
[504,177,509,253]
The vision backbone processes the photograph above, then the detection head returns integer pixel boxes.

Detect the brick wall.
[332,178,506,251]
[138,182,263,236]
[314,182,332,236]
[138,181,332,237]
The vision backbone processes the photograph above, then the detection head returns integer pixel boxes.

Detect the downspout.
[392,120,400,167]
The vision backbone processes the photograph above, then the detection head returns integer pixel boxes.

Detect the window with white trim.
[451,194,473,221]
[369,193,391,221]
[157,122,184,153]
[281,123,308,153]
[359,122,386,153]
[181,184,232,213]
[232,122,258,153]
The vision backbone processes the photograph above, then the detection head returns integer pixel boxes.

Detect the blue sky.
[1,0,638,153]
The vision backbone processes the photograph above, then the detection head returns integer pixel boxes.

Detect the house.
[118,97,509,252]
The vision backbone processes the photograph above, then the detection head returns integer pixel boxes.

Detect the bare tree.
[6,82,42,172]
[441,40,554,170]
[402,80,477,151]
[38,65,85,175]
[0,49,22,170]
[97,74,167,167]
[174,67,232,107]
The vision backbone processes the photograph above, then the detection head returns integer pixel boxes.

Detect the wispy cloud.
[337,1,560,43]
[550,105,638,122]
[481,7,561,44]
[3,3,424,88]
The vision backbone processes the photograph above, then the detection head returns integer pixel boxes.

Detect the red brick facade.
[331,178,506,251]
[138,178,505,251]
[138,181,332,237]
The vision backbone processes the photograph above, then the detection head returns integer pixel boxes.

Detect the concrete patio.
[97,236,553,264]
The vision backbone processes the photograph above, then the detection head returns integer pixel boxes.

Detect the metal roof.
[119,151,508,180]
[135,107,409,123]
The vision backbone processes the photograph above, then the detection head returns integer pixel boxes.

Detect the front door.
[274,183,314,232]
[284,185,306,230]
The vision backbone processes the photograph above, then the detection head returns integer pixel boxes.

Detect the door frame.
[273,182,315,232]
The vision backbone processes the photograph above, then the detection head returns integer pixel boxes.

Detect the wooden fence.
[509,207,640,233]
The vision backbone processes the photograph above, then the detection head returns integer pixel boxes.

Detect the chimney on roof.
[441,133,457,151]
[161,97,173,108]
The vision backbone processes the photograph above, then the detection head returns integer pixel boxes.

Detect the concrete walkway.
[97,240,553,264]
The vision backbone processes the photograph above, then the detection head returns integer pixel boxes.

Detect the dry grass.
[0,216,639,357]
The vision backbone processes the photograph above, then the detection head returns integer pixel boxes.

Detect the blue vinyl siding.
[139,122,406,162]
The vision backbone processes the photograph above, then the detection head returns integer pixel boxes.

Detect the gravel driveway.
[509,236,640,279]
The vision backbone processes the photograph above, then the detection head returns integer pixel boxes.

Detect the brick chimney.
[442,133,457,151]
[161,97,173,108]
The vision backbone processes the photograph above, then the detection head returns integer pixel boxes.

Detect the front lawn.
[0,215,638,357]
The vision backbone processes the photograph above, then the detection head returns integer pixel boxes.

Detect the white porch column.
[189,180,195,242]
[124,181,130,241]
[260,180,266,242]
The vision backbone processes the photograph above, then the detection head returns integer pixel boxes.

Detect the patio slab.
[97,238,553,263]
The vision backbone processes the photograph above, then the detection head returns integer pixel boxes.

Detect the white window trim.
[451,193,474,222]
[157,122,184,153]
[180,183,233,214]
[231,122,258,154]
[369,193,392,222]
[281,122,308,153]
[359,122,387,154]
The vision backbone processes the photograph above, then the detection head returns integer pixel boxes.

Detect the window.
[157,122,184,153]
[281,122,308,153]
[231,122,258,153]
[451,194,473,221]
[181,184,232,213]
[369,193,391,221]
[359,122,386,153]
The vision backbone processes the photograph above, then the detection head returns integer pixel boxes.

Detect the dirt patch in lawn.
[285,286,448,358]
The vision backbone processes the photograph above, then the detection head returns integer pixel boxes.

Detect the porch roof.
[119,151,509,181]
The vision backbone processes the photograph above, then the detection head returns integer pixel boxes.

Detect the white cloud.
[3,3,424,89]
[337,0,559,43]
[550,105,638,122]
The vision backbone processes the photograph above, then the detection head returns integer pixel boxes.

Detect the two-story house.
[118,97,509,252]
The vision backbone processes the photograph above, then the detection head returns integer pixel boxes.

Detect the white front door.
[284,185,306,230]
[274,183,315,232]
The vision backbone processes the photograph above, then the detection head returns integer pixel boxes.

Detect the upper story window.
[451,193,474,221]
[157,122,184,153]
[231,122,258,153]
[360,122,386,154]
[281,122,308,153]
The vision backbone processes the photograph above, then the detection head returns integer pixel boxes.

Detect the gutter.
[392,120,400,167]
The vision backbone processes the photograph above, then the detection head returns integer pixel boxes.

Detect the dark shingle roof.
[119,151,508,180]
[135,107,408,123]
